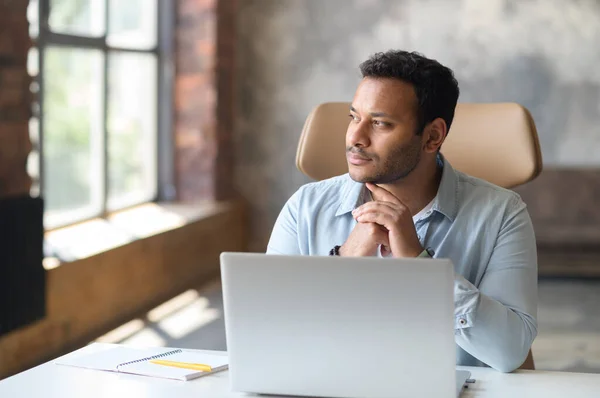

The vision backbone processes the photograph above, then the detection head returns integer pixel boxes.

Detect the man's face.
[346,77,423,184]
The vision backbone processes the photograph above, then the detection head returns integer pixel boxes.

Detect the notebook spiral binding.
[116,349,183,371]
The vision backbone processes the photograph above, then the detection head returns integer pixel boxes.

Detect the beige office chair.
[296,102,542,370]
[297,102,542,188]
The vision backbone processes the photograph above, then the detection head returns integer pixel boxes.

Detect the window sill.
[43,201,239,268]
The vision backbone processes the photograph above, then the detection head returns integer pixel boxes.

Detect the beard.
[348,138,422,184]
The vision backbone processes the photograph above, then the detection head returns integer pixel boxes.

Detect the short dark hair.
[359,50,459,135]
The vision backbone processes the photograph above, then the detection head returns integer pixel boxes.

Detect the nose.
[346,119,370,148]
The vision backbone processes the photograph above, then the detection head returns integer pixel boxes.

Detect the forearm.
[453,275,537,372]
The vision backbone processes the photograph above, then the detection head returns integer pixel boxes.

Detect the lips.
[346,152,372,165]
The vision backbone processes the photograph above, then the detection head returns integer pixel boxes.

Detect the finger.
[354,217,389,232]
[355,211,396,231]
[365,183,403,204]
[356,201,399,210]
[353,201,401,219]
[354,220,390,247]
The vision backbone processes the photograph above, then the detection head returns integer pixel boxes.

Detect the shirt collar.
[432,154,459,222]
[335,176,367,217]
[334,154,459,221]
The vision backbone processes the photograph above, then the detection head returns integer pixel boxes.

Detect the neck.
[372,156,442,216]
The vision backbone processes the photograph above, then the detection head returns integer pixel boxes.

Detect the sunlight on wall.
[156,297,220,340]
[96,319,146,344]
[95,289,221,346]
[147,290,200,322]
[120,328,167,347]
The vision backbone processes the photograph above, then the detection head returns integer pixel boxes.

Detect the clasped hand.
[339,183,423,258]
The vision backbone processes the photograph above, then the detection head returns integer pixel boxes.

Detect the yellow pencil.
[149,359,212,372]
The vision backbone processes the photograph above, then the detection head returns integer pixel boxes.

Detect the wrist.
[394,245,424,258]
[336,244,361,257]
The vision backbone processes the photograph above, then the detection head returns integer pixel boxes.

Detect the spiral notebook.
[55,344,229,381]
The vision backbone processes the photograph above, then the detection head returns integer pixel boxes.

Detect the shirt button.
[459,318,467,326]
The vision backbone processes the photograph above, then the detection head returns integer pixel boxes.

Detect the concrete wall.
[235,0,600,251]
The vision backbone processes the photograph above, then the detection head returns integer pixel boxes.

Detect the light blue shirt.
[267,157,538,372]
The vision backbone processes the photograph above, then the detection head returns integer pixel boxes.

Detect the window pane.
[27,0,39,38]
[28,150,40,182]
[43,47,104,228]
[49,0,105,37]
[29,117,40,196]
[107,52,157,211]
[27,47,39,77]
[107,0,157,49]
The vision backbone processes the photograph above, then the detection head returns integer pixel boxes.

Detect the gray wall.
[235,0,600,251]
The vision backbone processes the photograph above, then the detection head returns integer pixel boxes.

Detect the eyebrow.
[350,106,394,119]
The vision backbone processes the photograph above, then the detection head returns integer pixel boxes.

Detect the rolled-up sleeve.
[453,197,538,372]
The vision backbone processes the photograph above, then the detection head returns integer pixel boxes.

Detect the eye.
[372,120,390,127]
[348,114,360,122]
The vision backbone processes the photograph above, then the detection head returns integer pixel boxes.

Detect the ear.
[422,118,447,153]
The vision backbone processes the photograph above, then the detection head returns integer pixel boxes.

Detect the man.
[267,50,537,373]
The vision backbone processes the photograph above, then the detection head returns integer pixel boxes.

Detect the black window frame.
[30,0,174,229]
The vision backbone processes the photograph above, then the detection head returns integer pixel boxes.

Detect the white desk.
[1,343,599,398]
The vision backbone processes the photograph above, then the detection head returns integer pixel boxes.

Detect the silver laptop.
[220,252,471,398]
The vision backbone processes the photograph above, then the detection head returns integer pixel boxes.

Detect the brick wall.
[214,0,237,200]
[174,0,237,201]
[0,0,32,198]
[0,0,45,341]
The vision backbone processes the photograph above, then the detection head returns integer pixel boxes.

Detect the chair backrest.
[521,350,535,370]
[296,102,543,189]
[296,102,540,370]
